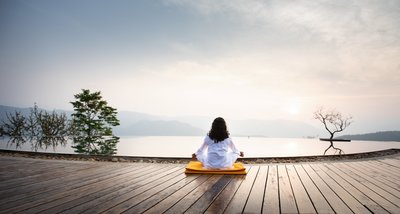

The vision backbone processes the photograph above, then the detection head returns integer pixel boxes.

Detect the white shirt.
[195,136,240,169]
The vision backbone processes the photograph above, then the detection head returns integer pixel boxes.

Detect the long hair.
[208,117,230,143]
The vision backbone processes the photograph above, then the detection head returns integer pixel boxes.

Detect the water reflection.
[0,136,399,157]
[323,140,344,155]
[4,135,67,152]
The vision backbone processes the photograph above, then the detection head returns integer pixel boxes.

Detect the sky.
[0,0,399,133]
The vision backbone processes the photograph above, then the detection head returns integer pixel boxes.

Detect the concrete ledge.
[1,148,399,164]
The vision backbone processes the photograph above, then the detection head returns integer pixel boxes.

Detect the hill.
[339,131,400,142]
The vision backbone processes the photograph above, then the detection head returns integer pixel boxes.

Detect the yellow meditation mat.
[185,161,247,175]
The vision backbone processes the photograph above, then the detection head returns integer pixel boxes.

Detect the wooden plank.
[365,160,400,180]
[318,163,389,214]
[378,158,400,169]
[294,164,334,213]
[0,164,140,207]
[324,163,400,213]
[0,163,137,208]
[39,165,160,214]
[0,159,91,178]
[127,174,203,213]
[243,166,268,214]
[0,162,136,207]
[355,161,400,189]
[374,160,400,173]
[278,164,298,214]
[262,165,279,214]
[143,175,211,214]
[302,164,353,213]
[2,164,155,213]
[104,171,188,213]
[79,166,183,214]
[184,175,233,214]
[204,172,247,214]
[332,163,400,208]
[162,175,223,213]
[286,165,316,213]
[0,162,102,191]
[310,164,371,213]
[1,155,400,214]
[344,161,400,194]
[223,165,260,213]
[59,165,175,214]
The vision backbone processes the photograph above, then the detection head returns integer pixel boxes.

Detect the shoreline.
[1,148,399,164]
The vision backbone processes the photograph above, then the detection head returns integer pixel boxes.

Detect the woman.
[192,117,244,169]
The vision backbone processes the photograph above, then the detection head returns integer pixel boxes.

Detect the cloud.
[164,0,400,95]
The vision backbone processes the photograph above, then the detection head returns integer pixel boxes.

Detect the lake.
[1,136,399,157]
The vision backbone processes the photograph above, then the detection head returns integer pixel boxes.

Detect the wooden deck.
[0,155,399,214]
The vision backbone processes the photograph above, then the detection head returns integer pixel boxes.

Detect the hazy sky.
[1,0,399,133]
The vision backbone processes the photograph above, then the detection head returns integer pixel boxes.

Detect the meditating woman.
[192,117,244,169]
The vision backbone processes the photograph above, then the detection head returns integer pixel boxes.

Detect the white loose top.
[195,136,240,169]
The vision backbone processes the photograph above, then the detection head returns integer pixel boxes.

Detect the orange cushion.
[185,161,247,174]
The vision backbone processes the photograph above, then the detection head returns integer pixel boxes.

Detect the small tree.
[314,107,353,155]
[70,89,120,155]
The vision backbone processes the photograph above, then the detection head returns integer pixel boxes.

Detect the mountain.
[229,119,322,138]
[115,120,206,136]
[339,131,400,142]
[0,105,205,136]
[1,104,322,137]
[0,105,32,120]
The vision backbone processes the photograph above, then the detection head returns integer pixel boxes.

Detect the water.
[1,136,399,158]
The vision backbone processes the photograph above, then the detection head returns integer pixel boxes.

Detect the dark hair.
[208,117,230,143]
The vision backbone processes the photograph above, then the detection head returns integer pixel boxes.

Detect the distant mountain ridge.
[0,105,204,136]
[339,131,400,142]
[1,104,323,137]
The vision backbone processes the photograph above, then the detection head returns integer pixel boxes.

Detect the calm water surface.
[1,136,399,157]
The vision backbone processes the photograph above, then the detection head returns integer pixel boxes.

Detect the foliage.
[1,111,27,147]
[0,104,71,151]
[2,111,26,138]
[26,104,70,151]
[70,89,120,155]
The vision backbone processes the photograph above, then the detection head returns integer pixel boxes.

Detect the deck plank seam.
[104,166,185,213]
[201,175,235,213]
[301,164,336,213]
[241,166,260,213]
[284,164,300,214]
[139,174,206,213]
[123,169,195,214]
[309,163,355,213]
[343,162,400,199]
[293,164,318,214]
[162,175,214,214]
[323,163,394,213]
[7,164,157,214]
[42,165,162,214]
[330,163,400,209]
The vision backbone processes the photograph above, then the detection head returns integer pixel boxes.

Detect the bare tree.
[314,107,353,155]
[1,111,27,148]
[1,104,71,151]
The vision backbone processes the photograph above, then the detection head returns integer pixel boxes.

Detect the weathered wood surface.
[0,155,399,214]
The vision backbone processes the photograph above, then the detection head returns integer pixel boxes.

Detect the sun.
[287,100,300,115]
